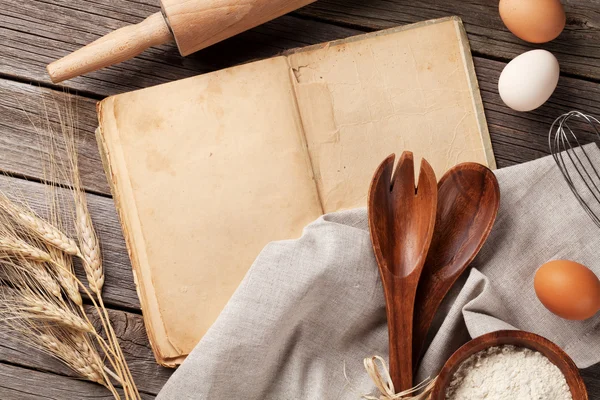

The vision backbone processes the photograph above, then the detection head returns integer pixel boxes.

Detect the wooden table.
[0,0,599,398]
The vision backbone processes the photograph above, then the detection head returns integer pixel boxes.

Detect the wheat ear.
[0,236,52,262]
[22,296,93,332]
[70,332,110,385]
[40,333,106,384]
[0,193,80,256]
[74,193,103,294]
[47,247,82,306]
[29,262,62,299]
[0,258,62,300]
[16,212,80,255]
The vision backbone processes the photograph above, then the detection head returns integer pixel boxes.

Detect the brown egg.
[534,260,600,320]
[499,0,566,43]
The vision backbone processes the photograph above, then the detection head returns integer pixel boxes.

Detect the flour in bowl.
[445,345,572,400]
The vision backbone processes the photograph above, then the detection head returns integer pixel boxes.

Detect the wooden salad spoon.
[368,152,438,391]
[412,163,500,369]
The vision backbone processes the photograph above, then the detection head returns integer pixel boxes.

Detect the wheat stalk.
[0,94,141,400]
[54,97,104,296]
[53,96,104,295]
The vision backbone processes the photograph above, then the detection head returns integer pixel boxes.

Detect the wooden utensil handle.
[47,12,173,83]
[389,308,414,390]
[384,274,416,391]
[412,276,446,368]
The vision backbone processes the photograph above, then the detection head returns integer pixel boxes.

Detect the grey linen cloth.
[158,147,600,399]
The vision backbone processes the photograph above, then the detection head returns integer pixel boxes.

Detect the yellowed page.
[287,17,495,212]
[97,57,322,365]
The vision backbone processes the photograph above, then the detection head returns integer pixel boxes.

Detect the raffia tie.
[361,356,436,400]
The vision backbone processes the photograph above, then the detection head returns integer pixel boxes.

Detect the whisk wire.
[564,129,600,203]
[549,111,600,228]
[565,113,600,188]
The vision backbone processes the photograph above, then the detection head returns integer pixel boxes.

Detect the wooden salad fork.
[368,152,438,391]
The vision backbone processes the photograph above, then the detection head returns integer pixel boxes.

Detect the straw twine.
[361,356,436,400]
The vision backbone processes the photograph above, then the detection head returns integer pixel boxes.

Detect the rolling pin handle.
[47,12,174,83]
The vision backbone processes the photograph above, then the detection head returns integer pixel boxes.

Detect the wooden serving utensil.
[47,0,317,83]
[368,152,437,391]
[412,163,500,368]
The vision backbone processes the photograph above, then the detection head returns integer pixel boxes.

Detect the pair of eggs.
[497,0,565,112]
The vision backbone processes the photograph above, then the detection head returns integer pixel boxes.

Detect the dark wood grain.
[0,174,140,310]
[0,363,155,400]
[368,152,438,390]
[413,163,500,370]
[0,306,172,395]
[295,0,600,81]
[430,330,589,400]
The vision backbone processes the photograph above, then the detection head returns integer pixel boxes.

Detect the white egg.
[498,50,560,112]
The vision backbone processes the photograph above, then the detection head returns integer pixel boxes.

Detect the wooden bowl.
[430,330,588,400]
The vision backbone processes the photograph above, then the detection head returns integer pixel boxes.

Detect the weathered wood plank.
[0,79,109,194]
[0,0,358,96]
[475,56,600,169]
[0,307,172,395]
[0,174,140,310]
[295,0,600,81]
[0,363,155,399]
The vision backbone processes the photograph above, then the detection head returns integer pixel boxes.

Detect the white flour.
[445,345,572,400]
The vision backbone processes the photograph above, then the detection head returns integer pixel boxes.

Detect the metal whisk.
[549,111,600,228]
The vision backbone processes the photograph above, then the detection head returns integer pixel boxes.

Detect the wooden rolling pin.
[47,0,316,83]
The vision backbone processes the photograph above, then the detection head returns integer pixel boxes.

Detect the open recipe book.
[96,16,495,366]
